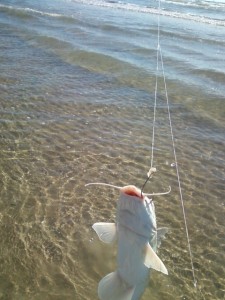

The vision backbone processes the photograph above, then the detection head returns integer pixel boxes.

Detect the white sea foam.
[162,0,225,9]
[72,0,225,26]
[1,1,224,26]
[0,4,64,18]
[22,7,63,18]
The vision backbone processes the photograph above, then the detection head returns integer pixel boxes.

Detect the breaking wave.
[72,0,225,26]
[0,4,65,19]
[1,1,225,26]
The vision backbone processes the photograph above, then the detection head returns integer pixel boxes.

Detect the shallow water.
[0,0,225,299]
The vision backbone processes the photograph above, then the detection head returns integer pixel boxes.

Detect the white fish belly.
[117,225,149,287]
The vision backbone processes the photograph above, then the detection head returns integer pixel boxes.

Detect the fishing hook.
[141,167,156,197]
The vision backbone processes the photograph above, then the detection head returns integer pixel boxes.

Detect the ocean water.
[0,0,225,299]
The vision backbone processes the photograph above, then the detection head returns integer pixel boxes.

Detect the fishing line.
[146,0,198,289]
[158,43,197,289]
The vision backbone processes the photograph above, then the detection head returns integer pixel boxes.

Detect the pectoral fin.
[92,222,117,244]
[144,243,168,275]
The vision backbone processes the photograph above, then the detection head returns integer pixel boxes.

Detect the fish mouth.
[121,185,143,199]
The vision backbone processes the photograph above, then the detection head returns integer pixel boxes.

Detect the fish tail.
[98,271,135,300]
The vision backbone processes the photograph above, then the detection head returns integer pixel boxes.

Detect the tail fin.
[98,271,134,300]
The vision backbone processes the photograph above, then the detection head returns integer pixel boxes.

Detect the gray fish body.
[92,185,168,300]
[116,193,157,300]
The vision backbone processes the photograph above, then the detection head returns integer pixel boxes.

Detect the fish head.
[120,185,155,214]
[117,185,157,239]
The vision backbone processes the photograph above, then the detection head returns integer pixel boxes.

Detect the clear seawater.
[0,0,225,299]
